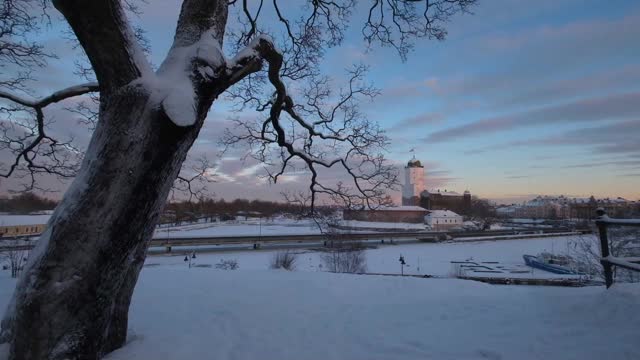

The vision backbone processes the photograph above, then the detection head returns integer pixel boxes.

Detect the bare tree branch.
[363,0,476,60]
[0,0,55,92]
[171,156,217,202]
[223,37,398,211]
[52,0,151,91]
[0,82,98,188]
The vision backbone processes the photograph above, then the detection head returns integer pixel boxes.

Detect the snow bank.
[95,269,639,360]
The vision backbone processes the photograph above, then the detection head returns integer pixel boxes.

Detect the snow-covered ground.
[146,235,587,278]
[338,220,427,230]
[153,218,430,238]
[83,271,640,359]
[0,215,429,238]
[153,218,322,238]
[0,214,51,226]
[0,234,638,359]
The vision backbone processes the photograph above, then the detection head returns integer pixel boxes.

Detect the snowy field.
[146,235,588,278]
[0,235,638,359]
[153,218,323,238]
[1,215,427,237]
[103,270,637,360]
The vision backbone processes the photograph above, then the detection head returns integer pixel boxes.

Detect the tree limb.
[223,37,397,211]
[52,0,151,92]
[0,82,99,184]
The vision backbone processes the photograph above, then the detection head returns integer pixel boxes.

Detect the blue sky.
[1,0,639,204]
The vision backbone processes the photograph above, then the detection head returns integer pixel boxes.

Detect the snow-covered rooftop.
[426,189,463,196]
[376,205,428,212]
[425,210,461,217]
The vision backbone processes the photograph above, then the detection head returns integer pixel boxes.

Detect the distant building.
[402,158,426,206]
[0,224,46,237]
[420,189,471,214]
[343,206,429,224]
[425,210,463,231]
[401,157,472,214]
[496,195,638,220]
[0,215,48,237]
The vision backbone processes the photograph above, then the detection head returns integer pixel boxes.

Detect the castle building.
[401,158,426,206]
[402,157,472,214]
[420,189,471,215]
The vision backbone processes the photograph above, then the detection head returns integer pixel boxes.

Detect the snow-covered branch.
[0,82,98,108]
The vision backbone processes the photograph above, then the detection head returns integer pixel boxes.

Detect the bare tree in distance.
[0,0,477,359]
[321,242,367,274]
[215,258,239,270]
[0,240,30,279]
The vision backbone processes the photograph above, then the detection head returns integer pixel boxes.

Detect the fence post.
[595,208,613,288]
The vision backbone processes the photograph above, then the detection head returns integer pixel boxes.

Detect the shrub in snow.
[567,227,640,283]
[321,242,367,274]
[1,241,29,278]
[436,233,449,242]
[215,259,239,270]
[270,250,297,271]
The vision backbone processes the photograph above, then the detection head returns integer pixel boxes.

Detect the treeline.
[0,193,58,214]
[467,197,496,219]
[164,198,315,220]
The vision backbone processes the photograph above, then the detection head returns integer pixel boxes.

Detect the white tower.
[402,157,426,206]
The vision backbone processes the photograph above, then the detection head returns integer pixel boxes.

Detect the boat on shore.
[523,253,577,274]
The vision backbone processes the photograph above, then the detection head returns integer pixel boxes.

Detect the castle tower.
[463,190,472,211]
[402,157,426,206]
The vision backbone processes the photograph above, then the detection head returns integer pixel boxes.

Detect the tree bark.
[2,81,212,359]
[0,1,246,358]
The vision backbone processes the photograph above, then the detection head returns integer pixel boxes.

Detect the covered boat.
[523,254,577,274]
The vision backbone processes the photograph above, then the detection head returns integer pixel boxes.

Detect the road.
[0,227,587,254]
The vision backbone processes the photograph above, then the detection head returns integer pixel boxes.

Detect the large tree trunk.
[2,82,210,359]
[0,1,234,358]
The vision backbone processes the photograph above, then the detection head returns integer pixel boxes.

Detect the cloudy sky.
[1,0,639,204]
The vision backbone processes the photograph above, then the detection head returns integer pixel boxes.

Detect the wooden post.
[595,208,613,288]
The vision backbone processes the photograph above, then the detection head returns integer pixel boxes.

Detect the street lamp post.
[184,251,197,268]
